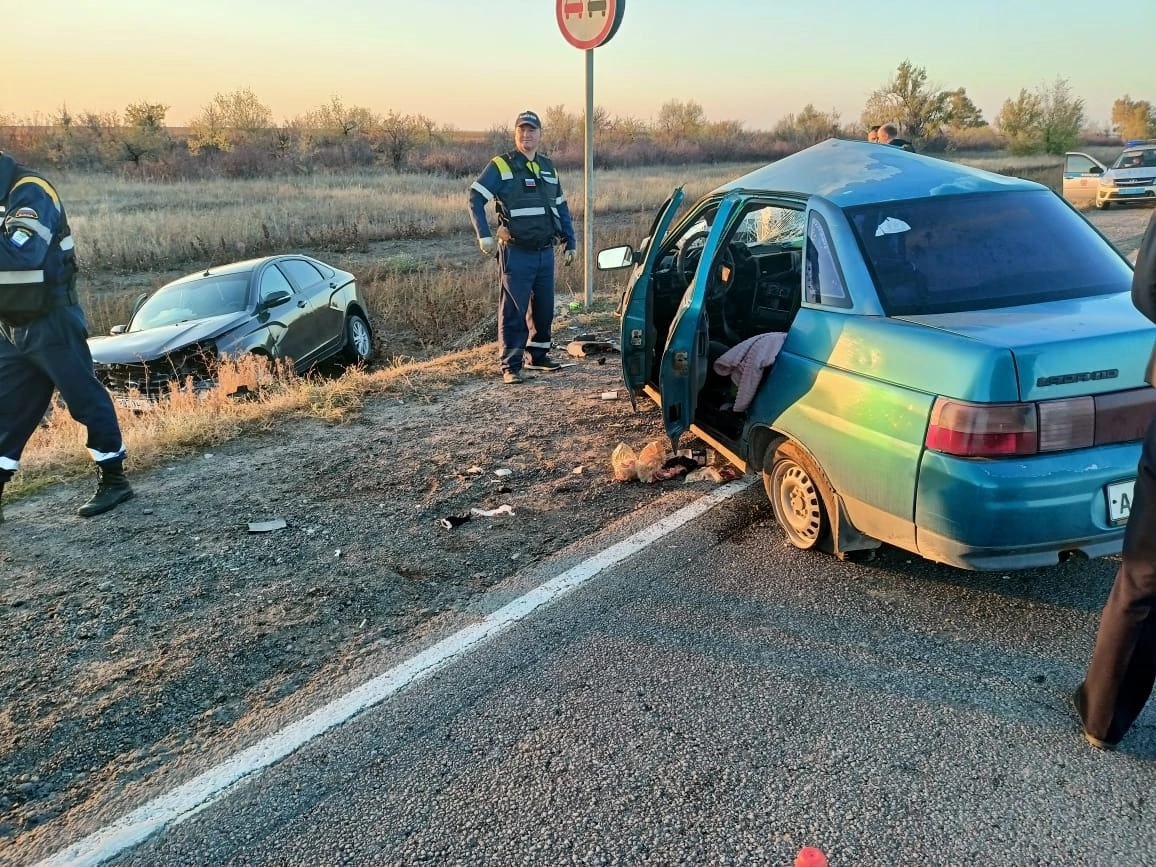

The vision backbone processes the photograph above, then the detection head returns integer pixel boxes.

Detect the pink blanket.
[713,332,788,412]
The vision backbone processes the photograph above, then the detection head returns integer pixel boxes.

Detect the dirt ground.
[1,205,1152,862]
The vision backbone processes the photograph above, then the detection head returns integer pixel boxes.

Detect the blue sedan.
[598,139,1154,571]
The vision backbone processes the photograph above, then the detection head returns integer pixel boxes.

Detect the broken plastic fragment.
[247,518,287,533]
[494,468,513,478]
[470,504,515,518]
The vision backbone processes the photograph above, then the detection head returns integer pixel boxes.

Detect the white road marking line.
[38,476,755,867]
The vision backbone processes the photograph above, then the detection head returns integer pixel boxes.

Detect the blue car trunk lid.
[896,293,1155,401]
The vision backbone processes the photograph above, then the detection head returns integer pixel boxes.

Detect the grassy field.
[12,148,1102,498]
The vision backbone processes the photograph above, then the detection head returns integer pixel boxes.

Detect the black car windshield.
[130,275,251,331]
[844,190,1132,316]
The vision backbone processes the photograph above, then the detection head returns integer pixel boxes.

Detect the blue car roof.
[714,138,1046,206]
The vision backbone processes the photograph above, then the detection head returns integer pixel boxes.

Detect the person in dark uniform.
[877,123,915,152]
[0,151,133,523]
[1075,208,1156,750]
[468,110,577,384]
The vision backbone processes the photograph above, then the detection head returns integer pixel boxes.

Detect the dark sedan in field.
[88,255,373,400]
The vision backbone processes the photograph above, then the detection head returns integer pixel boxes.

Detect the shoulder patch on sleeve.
[11,207,38,220]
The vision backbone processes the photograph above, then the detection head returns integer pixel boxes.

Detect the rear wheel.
[341,313,373,364]
[763,440,831,550]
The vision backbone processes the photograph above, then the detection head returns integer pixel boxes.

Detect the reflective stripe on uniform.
[527,341,552,349]
[509,207,547,217]
[491,156,514,180]
[9,215,52,242]
[0,457,18,472]
[59,235,74,251]
[11,176,60,209]
[0,269,45,284]
[470,181,494,202]
[89,446,126,463]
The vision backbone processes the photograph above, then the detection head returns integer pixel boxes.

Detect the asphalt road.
[102,486,1155,867]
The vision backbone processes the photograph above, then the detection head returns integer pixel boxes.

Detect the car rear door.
[659,194,742,449]
[620,188,684,408]
[1063,152,1106,206]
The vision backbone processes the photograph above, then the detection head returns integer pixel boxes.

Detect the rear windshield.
[844,190,1132,316]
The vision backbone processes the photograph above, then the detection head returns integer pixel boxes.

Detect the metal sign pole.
[584,48,595,308]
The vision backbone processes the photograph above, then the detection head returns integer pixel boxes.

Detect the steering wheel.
[675,230,710,285]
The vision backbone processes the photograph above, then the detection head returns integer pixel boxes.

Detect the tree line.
[2,62,1153,179]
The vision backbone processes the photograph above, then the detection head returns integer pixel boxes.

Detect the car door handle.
[297,300,307,308]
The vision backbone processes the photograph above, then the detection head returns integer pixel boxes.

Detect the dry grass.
[60,163,758,274]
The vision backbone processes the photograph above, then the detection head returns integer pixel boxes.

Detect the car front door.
[619,188,684,408]
[1063,152,1106,206]
[659,194,742,450]
[256,263,316,371]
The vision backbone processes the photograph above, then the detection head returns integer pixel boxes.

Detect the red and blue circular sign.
[556,0,624,50]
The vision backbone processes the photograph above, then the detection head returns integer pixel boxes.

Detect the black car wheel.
[342,313,373,364]
[763,440,831,550]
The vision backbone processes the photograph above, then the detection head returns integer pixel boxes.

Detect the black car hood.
[89,312,250,363]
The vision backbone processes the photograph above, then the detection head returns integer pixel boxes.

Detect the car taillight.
[925,396,1094,457]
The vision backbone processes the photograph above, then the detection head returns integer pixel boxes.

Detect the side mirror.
[260,289,292,308]
[1090,165,1104,175]
[597,245,636,270]
[110,324,127,335]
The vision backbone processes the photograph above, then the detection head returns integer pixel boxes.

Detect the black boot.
[0,481,5,525]
[78,461,134,518]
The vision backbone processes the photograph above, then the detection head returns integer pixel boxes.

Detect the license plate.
[1118,187,1148,195]
[1106,479,1135,524]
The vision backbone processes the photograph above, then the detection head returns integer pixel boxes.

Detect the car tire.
[341,313,373,364]
[763,440,832,551]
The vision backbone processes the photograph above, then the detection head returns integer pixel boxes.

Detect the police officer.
[1075,208,1156,750]
[0,151,133,523]
[469,110,577,384]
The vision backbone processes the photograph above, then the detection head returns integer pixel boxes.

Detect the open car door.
[620,188,684,409]
[659,195,742,450]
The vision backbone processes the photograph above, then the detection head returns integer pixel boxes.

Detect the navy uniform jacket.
[469,150,576,252]
[0,152,77,325]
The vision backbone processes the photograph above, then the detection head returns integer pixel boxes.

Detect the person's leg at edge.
[1080,415,1156,745]
[36,307,134,516]
[498,246,532,379]
[525,248,556,368]
[0,334,56,524]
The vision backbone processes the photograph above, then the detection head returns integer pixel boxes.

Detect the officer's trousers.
[0,305,125,482]
[497,245,555,373]
[1083,412,1156,744]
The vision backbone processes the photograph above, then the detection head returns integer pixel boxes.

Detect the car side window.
[259,265,295,304]
[278,259,325,291]
[804,212,851,308]
[1065,154,1100,174]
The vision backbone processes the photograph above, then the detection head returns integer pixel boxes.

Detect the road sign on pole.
[556,0,625,308]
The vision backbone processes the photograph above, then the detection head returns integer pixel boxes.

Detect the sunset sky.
[12,0,1154,131]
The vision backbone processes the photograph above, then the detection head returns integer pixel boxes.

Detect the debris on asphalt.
[247,518,287,533]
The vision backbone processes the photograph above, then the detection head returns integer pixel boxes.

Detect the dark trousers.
[497,244,555,373]
[0,304,125,482]
[1083,413,1156,744]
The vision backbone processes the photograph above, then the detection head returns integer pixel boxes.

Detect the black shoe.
[1073,684,1117,751]
[78,463,135,518]
[525,357,562,371]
